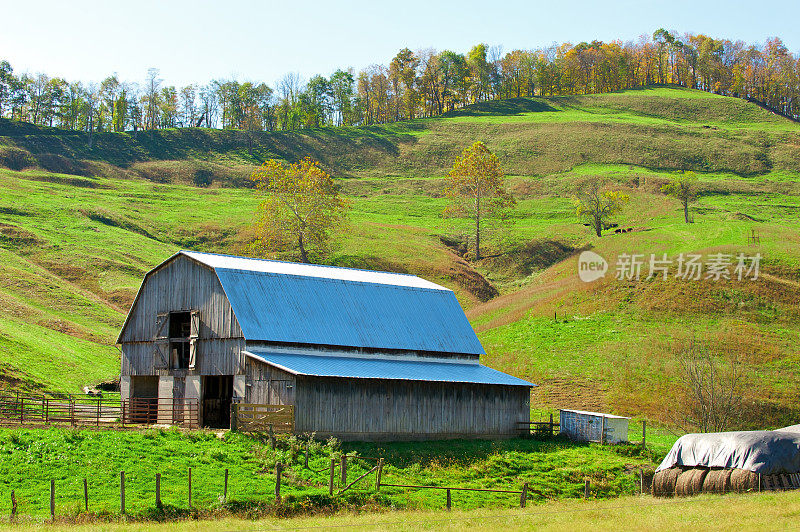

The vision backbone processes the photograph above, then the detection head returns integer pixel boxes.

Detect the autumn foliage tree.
[574,177,629,236]
[661,171,699,223]
[250,158,347,263]
[3,33,800,132]
[444,141,514,260]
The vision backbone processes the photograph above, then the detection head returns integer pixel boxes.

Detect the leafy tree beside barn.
[443,141,514,260]
[250,158,347,263]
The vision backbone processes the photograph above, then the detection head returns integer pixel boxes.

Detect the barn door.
[188,310,199,370]
[153,312,169,369]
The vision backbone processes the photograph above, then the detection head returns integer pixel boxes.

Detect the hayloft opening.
[169,311,191,369]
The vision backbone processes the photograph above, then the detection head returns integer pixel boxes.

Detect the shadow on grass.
[342,436,664,469]
[442,98,560,118]
[343,436,587,468]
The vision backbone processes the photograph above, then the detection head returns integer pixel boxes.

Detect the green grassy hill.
[0,87,799,429]
[2,87,798,181]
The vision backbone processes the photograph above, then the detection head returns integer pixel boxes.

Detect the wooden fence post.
[230,403,238,432]
[305,441,310,469]
[520,483,528,508]
[50,479,55,520]
[375,458,383,492]
[275,462,282,503]
[446,488,451,511]
[83,478,88,512]
[97,398,101,427]
[268,423,275,449]
[340,455,347,486]
[19,397,23,423]
[45,398,49,423]
[156,473,162,508]
[642,420,647,449]
[584,479,590,499]
[120,471,125,515]
[10,489,16,519]
[224,468,229,502]
[188,467,192,509]
[329,458,335,496]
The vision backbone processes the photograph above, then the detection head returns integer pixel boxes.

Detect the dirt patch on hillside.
[36,318,107,344]
[0,364,48,393]
[171,223,237,250]
[441,235,580,284]
[40,262,127,313]
[78,208,155,239]
[601,273,800,323]
[106,288,137,311]
[0,294,39,320]
[468,275,590,331]
[0,146,36,171]
[530,376,608,412]
[0,223,43,252]
[330,255,410,274]
[444,257,499,301]
[130,160,255,187]
[481,239,582,280]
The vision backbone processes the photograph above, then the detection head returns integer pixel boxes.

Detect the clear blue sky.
[2,0,798,88]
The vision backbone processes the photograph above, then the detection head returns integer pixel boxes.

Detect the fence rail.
[122,398,199,429]
[232,403,294,433]
[517,415,560,438]
[0,392,197,429]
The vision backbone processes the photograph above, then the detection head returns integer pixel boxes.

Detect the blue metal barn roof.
[245,349,535,387]
[180,251,485,355]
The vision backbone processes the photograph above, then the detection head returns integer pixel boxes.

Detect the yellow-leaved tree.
[574,177,629,237]
[250,157,347,263]
[444,141,515,260]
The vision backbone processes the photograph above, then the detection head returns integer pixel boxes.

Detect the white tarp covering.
[656,426,800,475]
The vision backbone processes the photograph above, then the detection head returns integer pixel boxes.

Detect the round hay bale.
[652,467,682,497]
[730,469,760,492]
[675,468,708,496]
[690,468,708,494]
[703,469,733,494]
[675,469,693,496]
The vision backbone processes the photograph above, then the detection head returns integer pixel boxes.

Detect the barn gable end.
[118,254,245,376]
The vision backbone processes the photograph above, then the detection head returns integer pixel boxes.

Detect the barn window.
[168,310,199,370]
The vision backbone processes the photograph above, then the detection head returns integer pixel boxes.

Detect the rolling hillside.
[0,87,799,429]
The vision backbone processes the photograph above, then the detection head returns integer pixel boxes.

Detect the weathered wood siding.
[119,255,245,376]
[121,339,246,376]
[294,377,529,440]
[244,357,296,405]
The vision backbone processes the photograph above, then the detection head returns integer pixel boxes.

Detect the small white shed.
[560,409,630,444]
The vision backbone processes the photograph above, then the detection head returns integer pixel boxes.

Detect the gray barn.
[118,251,533,439]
